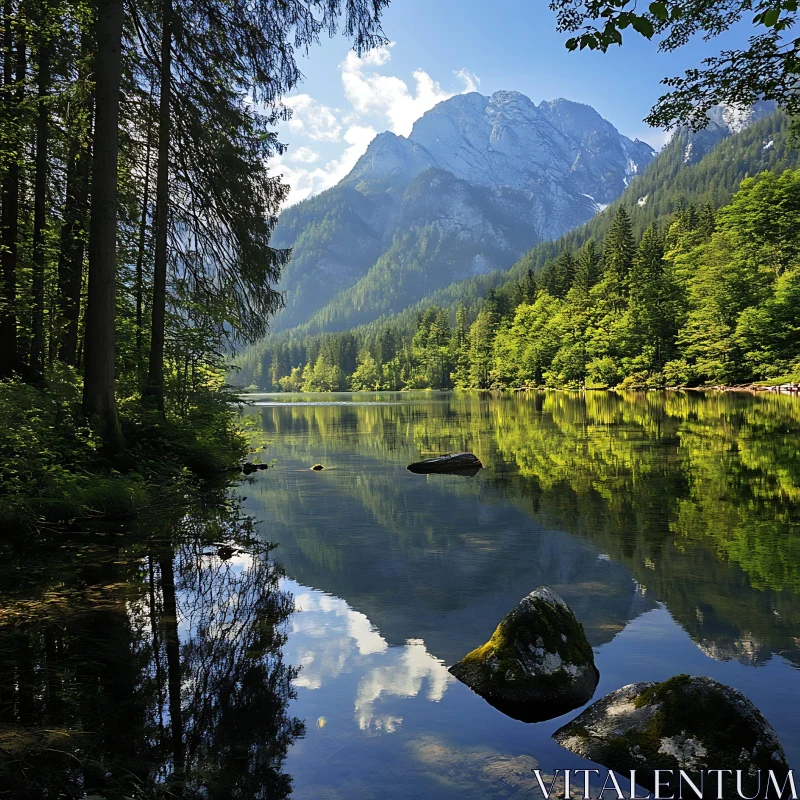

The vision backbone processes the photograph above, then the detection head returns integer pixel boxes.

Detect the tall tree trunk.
[30,17,49,381]
[15,632,35,725]
[135,87,154,362]
[0,1,21,378]
[159,553,184,788]
[57,103,91,366]
[144,0,171,410]
[148,552,165,732]
[81,0,123,451]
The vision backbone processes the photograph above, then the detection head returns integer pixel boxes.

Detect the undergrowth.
[0,370,248,529]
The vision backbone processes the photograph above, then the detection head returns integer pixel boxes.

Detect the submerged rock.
[449,587,598,722]
[241,462,269,475]
[407,452,482,476]
[553,675,788,798]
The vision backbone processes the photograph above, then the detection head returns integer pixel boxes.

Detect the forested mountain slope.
[236,109,796,390]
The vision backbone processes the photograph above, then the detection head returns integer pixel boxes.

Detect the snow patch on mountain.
[681,101,776,164]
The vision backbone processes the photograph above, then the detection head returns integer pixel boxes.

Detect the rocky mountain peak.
[680,100,777,164]
[344,89,655,208]
[274,89,662,332]
[705,100,775,135]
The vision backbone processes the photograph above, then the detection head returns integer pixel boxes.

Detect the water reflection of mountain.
[245,458,653,665]
[244,391,800,669]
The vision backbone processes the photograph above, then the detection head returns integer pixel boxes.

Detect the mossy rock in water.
[449,587,599,722]
[553,676,788,798]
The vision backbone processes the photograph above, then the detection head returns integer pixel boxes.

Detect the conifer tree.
[468,293,500,389]
[29,1,53,380]
[697,201,716,240]
[630,223,674,368]
[0,0,24,378]
[139,0,389,409]
[539,252,576,298]
[603,207,635,284]
[574,239,602,295]
[143,0,174,410]
[376,327,397,366]
[514,267,537,306]
[451,305,470,387]
[56,32,92,367]
[81,0,125,451]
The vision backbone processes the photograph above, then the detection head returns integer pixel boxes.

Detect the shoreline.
[239,384,800,396]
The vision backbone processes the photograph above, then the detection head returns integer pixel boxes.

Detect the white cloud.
[455,68,481,93]
[340,43,478,137]
[284,94,342,142]
[288,146,320,164]
[274,45,479,206]
[274,124,377,206]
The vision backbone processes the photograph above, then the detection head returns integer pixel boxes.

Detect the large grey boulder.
[554,675,788,798]
[449,587,599,722]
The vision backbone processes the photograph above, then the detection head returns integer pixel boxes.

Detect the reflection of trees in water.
[249,390,800,665]
[0,494,303,799]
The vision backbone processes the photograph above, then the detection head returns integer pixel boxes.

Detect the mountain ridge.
[344,91,655,207]
[270,89,656,331]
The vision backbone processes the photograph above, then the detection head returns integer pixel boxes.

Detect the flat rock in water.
[449,587,598,722]
[407,452,482,476]
[553,675,788,798]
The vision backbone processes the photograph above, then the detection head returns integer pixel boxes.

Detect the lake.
[2,390,800,798]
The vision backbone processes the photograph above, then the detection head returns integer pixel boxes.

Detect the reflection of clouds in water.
[290,589,388,690]
[365,714,403,733]
[285,582,453,730]
[226,551,254,571]
[293,591,387,655]
[355,638,452,731]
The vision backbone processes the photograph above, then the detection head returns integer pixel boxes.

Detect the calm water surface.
[239,391,800,799]
[2,390,800,798]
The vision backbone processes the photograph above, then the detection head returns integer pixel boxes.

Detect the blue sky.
[273,0,753,205]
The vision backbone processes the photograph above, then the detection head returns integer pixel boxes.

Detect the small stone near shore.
[553,675,788,798]
[449,587,598,722]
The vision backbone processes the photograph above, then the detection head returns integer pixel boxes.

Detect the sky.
[272,0,753,206]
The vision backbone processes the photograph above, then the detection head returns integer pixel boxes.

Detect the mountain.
[679,101,776,165]
[271,91,655,331]
[234,106,797,390]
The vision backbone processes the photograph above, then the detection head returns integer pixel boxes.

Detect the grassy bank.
[0,371,249,529]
